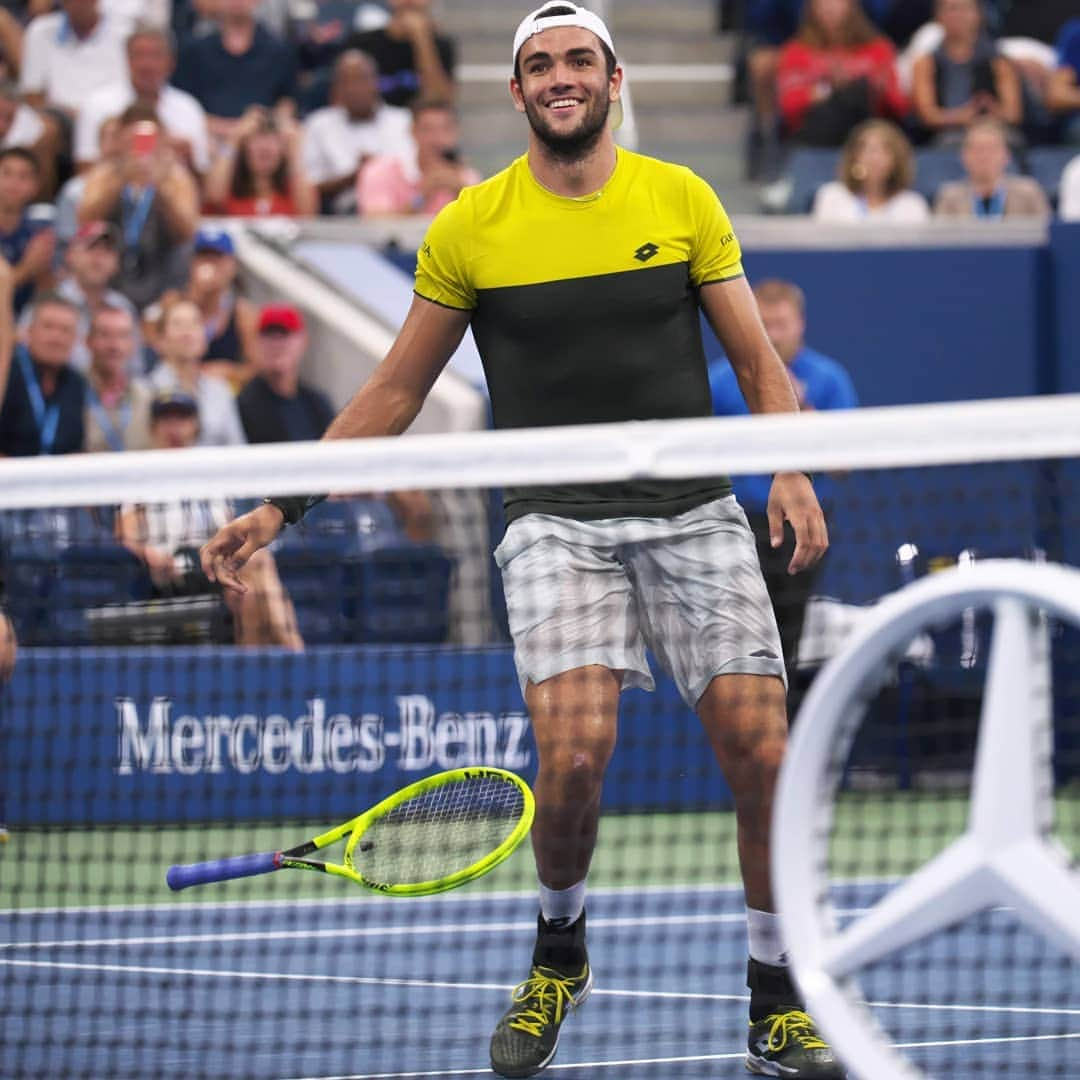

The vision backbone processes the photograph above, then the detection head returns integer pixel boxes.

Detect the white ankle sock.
[746,907,787,966]
[539,879,586,927]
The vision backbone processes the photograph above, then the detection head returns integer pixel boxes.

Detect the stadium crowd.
[0,0,1078,661]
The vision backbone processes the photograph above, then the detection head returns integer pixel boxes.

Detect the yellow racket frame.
[282,766,535,896]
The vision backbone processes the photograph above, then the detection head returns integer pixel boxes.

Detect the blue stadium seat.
[273,539,349,644]
[912,148,966,205]
[784,148,841,213]
[45,545,153,645]
[1026,147,1078,209]
[343,544,453,644]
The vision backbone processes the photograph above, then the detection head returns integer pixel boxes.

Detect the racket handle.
[166,851,281,891]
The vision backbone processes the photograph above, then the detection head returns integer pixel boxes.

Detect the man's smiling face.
[511,25,620,160]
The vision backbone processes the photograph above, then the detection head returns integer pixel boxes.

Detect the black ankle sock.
[533,910,587,972]
[747,957,804,1022]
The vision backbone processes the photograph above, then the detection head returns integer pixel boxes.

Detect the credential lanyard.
[86,385,132,453]
[16,347,61,455]
[121,185,156,248]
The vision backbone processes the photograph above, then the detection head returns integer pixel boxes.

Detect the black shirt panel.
[473,263,731,522]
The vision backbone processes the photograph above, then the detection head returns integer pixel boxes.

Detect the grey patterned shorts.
[494,496,786,708]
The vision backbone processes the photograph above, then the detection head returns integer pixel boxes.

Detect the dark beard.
[524,93,610,163]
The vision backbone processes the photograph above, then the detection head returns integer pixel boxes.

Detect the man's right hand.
[200,502,285,593]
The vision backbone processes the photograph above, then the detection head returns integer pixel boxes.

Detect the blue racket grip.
[166,851,281,891]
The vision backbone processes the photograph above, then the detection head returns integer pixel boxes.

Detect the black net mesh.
[0,446,1077,1079]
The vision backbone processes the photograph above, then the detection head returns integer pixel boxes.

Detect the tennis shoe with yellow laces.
[746,1008,846,1077]
[489,912,592,1078]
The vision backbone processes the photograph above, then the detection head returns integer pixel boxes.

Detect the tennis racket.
[166,766,534,896]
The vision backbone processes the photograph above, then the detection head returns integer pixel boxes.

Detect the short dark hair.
[88,302,135,334]
[0,146,40,175]
[118,102,160,128]
[513,5,617,82]
[29,292,80,322]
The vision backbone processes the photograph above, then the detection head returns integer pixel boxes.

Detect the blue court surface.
[1,883,1077,1079]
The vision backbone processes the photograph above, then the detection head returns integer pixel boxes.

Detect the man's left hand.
[767,472,828,574]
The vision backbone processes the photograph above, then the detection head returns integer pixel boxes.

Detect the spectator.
[0,81,60,196]
[0,146,54,314]
[358,98,479,216]
[237,302,333,442]
[0,293,86,457]
[934,118,1049,217]
[1046,18,1080,144]
[165,227,259,385]
[147,297,245,445]
[55,115,122,249]
[742,0,802,178]
[117,389,303,649]
[53,220,141,372]
[777,0,909,146]
[78,103,198,311]
[0,7,22,84]
[75,25,210,175]
[83,302,152,451]
[1060,153,1080,219]
[172,0,297,146]
[911,0,1022,144]
[203,104,317,216]
[303,49,413,215]
[709,278,858,687]
[20,0,127,123]
[812,118,930,221]
[344,0,454,109]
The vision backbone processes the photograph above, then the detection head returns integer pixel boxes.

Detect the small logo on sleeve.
[633,242,660,262]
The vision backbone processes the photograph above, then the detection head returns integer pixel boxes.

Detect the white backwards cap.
[512,1,622,130]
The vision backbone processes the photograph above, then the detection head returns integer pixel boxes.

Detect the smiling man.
[198,4,838,1077]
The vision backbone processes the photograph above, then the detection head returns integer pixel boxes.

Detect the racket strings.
[349,777,526,885]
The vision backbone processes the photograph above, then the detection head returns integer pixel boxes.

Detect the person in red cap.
[201,4,838,1077]
[236,303,334,444]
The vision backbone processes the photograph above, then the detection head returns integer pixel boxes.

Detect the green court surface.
[8,790,1069,911]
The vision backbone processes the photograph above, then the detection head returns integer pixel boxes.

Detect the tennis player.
[201,3,841,1076]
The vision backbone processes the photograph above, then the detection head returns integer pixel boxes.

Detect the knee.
[539,741,613,798]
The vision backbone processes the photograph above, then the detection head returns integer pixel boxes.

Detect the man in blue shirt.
[173,0,297,145]
[710,278,858,684]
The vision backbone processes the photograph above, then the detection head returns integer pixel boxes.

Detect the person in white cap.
[198,4,840,1077]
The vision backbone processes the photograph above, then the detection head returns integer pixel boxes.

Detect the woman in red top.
[778,0,909,145]
[204,107,318,218]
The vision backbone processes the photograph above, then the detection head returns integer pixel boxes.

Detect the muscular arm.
[1046,67,1080,114]
[201,295,472,589]
[698,276,827,573]
[323,295,471,438]
[699,276,799,417]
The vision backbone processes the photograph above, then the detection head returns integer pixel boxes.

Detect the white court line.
[0,877,901,918]
[0,911,785,950]
[0,958,744,1002]
[3,957,1080,1019]
[284,1051,745,1080]
[280,1033,1080,1080]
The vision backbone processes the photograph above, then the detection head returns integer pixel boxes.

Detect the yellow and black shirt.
[415,147,744,522]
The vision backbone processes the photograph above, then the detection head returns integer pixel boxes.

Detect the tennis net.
[1,395,1078,1080]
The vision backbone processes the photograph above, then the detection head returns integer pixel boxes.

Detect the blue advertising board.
[2,645,732,826]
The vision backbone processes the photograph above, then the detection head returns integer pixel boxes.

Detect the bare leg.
[696,672,788,911]
[526,665,621,890]
[226,550,304,649]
